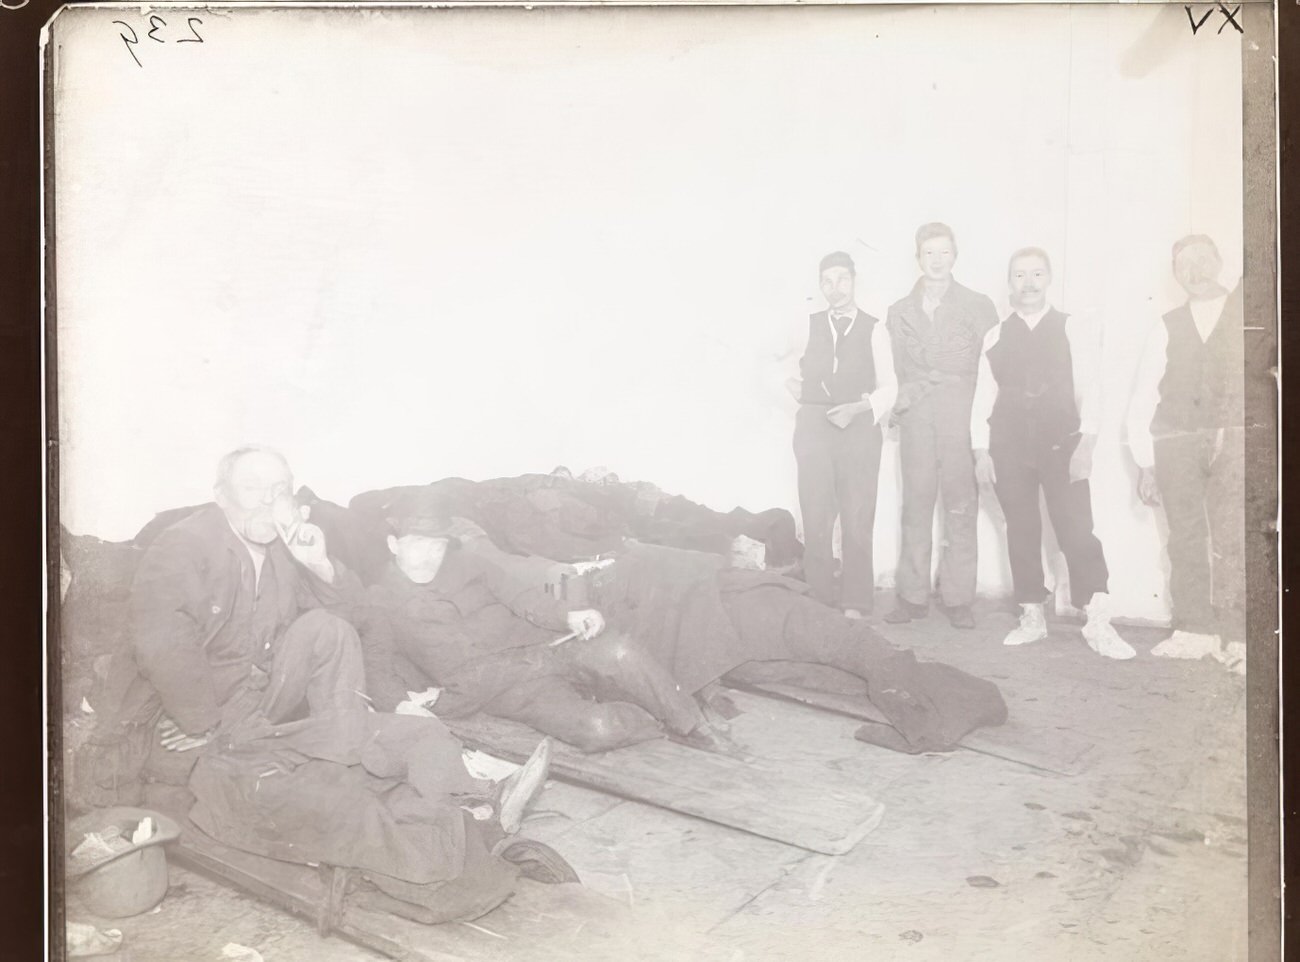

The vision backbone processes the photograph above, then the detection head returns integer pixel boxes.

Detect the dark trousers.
[793,404,883,611]
[74,609,368,808]
[895,386,980,607]
[990,436,1108,609]
[257,609,370,723]
[189,710,518,921]
[1153,427,1245,637]
[436,633,706,754]
[721,586,1007,752]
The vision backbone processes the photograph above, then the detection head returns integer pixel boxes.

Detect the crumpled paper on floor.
[395,687,442,717]
[462,748,520,782]
[70,827,130,861]
[221,943,265,962]
[67,922,123,958]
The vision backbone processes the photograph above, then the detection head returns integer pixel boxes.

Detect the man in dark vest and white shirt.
[970,248,1134,659]
[788,251,897,618]
[884,223,999,630]
[1125,235,1245,671]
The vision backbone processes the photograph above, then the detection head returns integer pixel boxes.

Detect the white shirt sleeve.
[863,322,898,424]
[773,316,808,395]
[1066,314,1103,437]
[969,324,1002,450]
[1124,321,1169,468]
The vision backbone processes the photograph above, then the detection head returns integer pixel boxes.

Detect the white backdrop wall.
[53,4,1243,621]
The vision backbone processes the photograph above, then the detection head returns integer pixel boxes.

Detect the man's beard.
[242,513,279,544]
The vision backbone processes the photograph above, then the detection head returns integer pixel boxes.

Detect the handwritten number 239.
[112,17,204,68]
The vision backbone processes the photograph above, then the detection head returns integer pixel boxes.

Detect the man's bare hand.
[157,716,213,752]
[280,506,334,579]
[826,400,870,429]
[1068,434,1097,484]
[784,377,803,401]
[566,608,605,640]
[974,449,997,486]
[1137,466,1161,507]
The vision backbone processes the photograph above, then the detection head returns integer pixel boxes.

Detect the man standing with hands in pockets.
[788,251,897,619]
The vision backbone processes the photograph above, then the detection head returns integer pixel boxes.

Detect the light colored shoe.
[1081,616,1136,660]
[1211,641,1246,675]
[843,608,867,621]
[1003,604,1048,646]
[497,737,553,835]
[1151,630,1223,660]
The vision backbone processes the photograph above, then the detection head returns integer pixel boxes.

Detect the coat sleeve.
[795,316,816,384]
[969,324,1002,450]
[461,540,575,631]
[974,294,1000,340]
[1124,320,1168,469]
[864,322,899,422]
[128,528,223,734]
[291,553,364,612]
[887,303,922,387]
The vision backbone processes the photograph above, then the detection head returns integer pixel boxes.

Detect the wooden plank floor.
[171,822,715,962]
[444,694,891,856]
[727,680,1097,776]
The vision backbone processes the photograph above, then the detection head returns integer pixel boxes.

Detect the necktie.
[831,313,853,376]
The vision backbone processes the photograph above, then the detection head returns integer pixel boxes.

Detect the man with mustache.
[970,249,1134,659]
[1124,235,1245,671]
[884,223,999,630]
[80,446,566,921]
[112,445,369,749]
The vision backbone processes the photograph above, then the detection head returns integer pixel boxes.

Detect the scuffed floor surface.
[62,600,1249,961]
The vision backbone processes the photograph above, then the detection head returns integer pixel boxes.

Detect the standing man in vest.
[1125,235,1245,670]
[970,248,1134,659]
[788,251,897,618]
[884,223,999,630]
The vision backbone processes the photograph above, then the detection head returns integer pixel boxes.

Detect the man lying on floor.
[75,446,571,924]
[300,468,804,586]
[351,503,731,754]
[352,491,1008,756]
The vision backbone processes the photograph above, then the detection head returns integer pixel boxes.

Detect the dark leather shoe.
[670,723,752,762]
[494,838,581,884]
[883,599,928,624]
[945,605,976,629]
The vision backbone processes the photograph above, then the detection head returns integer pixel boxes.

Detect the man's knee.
[569,704,660,753]
[579,631,640,669]
[596,632,637,663]
[287,609,362,657]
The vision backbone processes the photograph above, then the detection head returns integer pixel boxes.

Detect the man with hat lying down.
[357,494,1008,756]
[78,445,569,922]
[354,496,730,755]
